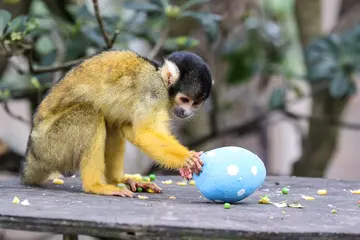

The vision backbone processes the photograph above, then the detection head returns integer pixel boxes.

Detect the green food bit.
[142,176,150,182]
[331,209,337,214]
[149,174,156,181]
[224,203,231,209]
[282,187,289,194]
[137,187,143,192]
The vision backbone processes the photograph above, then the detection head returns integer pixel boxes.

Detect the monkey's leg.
[80,118,133,197]
[105,125,162,193]
[104,124,126,184]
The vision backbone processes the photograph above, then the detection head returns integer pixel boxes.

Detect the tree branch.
[92,0,111,48]
[147,28,169,60]
[2,102,31,124]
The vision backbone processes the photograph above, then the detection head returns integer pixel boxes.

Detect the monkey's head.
[160,51,213,119]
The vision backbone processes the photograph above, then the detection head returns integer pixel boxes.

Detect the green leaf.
[182,11,221,42]
[35,35,55,55]
[123,2,162,12]
[269,88,285,110]
[31,77,41,89]
[167,36,199,49]
[329,72,351,98]
[4,15,28,37]
[0,10,11,38]
[180,0,209,10]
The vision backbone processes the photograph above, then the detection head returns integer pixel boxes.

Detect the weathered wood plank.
[1,176,360,239]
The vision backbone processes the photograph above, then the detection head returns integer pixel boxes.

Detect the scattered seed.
[331,209,337,214]
[189,180,196,186]
[282,187,289,194]
[317,189,327,195]
[161,180,173,185]
[20,199,30,206]
[149,174,156,181]
[12,196,20,204]
[350,189,360,194]
[52,178,64,185]
[301,195,315,200]
[177,181,187,186]
[169,196,176,200]
[138,195,149,200]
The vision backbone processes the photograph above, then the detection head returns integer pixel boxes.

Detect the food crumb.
[138,195,149,200]
[317,189,327,195]
[189,180,196,186]
[224,203,231,209]
[331,209,337,214]
[169,196,176,200]
[12,196,20,204]
[177,181,187,186]
[52,178,64,185]
[161,180,173,185]
[20,199,30,206]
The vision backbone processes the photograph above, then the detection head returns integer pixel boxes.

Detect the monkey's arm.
[121,114,194,169]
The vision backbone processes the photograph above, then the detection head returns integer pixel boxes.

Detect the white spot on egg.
[206,151,216,157]
[237,189,245,196]
[228,147,239,152]
[251,166,258,176]
[227,165,239,176]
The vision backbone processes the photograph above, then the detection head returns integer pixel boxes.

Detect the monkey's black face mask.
[167,51,213,119]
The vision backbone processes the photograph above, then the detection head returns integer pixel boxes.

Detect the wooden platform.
[1,176,360,239]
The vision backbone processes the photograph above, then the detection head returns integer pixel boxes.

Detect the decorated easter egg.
[193,146,266,203]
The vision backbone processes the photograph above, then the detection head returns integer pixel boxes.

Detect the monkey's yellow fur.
[22,50,193,195]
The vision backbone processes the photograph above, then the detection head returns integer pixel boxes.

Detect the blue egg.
[193,146,266,203]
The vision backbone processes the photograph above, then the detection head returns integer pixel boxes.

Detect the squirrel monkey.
[21,50,213,197]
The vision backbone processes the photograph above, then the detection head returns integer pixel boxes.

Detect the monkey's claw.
[125,179,163,193]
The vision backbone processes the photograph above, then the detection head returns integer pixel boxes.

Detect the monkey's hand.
[179,151,203,180]
[125,178,163,193]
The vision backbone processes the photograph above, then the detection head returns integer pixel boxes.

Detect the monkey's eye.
[180,97,190,103]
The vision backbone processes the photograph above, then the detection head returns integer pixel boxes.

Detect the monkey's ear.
[161,59,180,87]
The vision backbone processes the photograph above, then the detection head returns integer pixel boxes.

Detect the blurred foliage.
[0,0,221,101]
[305,26,360,98]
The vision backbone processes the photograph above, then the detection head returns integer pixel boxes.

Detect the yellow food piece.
[177,181,187,186]
[147,189,154,193]
[189,180,196,186]
[12,196,20,204]
[161,180,173,185]
[169,196,177,199]
[258,197,271,204]
[331,209,337,214]
[301,195,315,200]
[137,195,149,200]
[317,189,327,195]
[52,178,64,185]
[350,189,360,194]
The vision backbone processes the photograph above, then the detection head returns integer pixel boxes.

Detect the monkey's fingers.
[137,182,163,193]
[179,167,192,180]
[112,189,134,197]
[125,179,137,192]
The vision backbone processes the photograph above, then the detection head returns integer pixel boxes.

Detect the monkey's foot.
[84,183,134,197]
[124,179,163,193]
